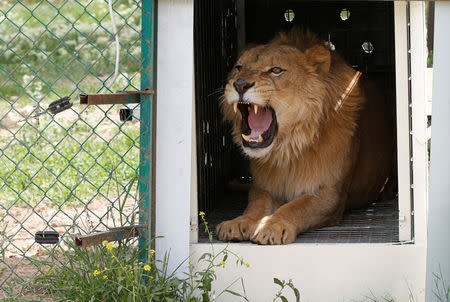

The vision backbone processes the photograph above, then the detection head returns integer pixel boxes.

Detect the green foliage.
[432,267,450,302]
[0,0,141,101]
[0,114,140,207]
[0,0,144,209]
[32,214,254,301]
[35,240,186,302]
[273,278,300,302]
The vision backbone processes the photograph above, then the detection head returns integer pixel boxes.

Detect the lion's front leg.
[251,187,343,245]
[216,187,282,242]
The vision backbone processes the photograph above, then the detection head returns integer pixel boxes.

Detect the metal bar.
[74,225,146,248]
[139,0,156,262]
[79,90,154,105]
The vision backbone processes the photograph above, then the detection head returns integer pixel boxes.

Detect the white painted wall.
[409,1,428,246]
[155,0,194,274]
[425,2,450,300]
[191,243,427,302]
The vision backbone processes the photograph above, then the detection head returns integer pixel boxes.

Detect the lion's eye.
[235,65,242,71]
[268,67,284,75]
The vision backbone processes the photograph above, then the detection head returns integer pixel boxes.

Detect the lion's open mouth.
[234,102,278,148]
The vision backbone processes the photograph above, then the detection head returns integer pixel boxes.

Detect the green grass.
[0,0,143,209]
[0,113,140,207]
[0,0,142,104]
[29,216,251,302]
[26,215,301,302]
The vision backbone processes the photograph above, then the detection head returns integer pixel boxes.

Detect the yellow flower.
[150,249,155,256]
[93,269,100,276]
[103,275,108,279]
[149,276,154,280]
[102,240,108,247]
[245,263,250,268]
[199,211,205,217]
[189,261,192,264]
[106,242,114,251]
[144,265,151,271]
[211,269,215,273]
[220,261,225,267]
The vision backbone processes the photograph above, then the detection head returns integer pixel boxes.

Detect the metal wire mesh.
[199,197,400,244]
[0,0,149,297]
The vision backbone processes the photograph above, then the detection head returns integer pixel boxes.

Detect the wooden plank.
[74,225,145,247]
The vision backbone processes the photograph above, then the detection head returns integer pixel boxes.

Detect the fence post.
[139,0,156,262]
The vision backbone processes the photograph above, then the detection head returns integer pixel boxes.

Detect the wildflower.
[220,261,225,267]
[199,211,205,218]
[144,264,151,271]
[106,242,114,251]
[93,269,100,277]
[103,275,108,279]
[211,269,215,273]
[102,240,108,247]
[189,260,192,264]
[149,276,154,280]
[150,249,155,256]
[245,263,250,268]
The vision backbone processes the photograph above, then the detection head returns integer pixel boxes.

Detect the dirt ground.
[1,96,143,298]
[0,196,137,297]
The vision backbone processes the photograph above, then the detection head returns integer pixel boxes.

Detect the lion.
[216,29,396,245]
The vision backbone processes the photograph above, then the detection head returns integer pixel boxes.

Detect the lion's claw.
[216,216,258,242]
[250,216,297,245]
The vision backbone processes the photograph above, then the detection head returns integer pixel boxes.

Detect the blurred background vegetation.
[0,0,143,207]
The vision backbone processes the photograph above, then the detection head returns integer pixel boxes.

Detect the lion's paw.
[216,216,258,242]
[250,216,297,245]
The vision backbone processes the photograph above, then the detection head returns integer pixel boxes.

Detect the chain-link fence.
[0,0,152,297]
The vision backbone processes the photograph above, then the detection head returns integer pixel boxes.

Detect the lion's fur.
[216,29,396,244]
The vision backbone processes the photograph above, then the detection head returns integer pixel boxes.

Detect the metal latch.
[79,90,154,105]
[35,231,60,244]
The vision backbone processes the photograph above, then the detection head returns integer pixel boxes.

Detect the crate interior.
[194,0,400,243]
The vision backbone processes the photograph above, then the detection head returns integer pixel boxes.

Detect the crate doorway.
[194,0,405,244]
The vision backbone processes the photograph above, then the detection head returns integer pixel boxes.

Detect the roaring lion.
[216,29,396,245]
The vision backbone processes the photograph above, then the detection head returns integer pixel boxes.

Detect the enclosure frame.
[154,1,429,300]
[138,0,157,262]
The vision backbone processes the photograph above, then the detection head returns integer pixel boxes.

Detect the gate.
[0,0,154,297]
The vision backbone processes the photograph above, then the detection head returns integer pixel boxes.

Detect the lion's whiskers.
[208,87,225,98]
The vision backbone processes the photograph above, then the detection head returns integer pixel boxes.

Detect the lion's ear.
[305,45,331,74]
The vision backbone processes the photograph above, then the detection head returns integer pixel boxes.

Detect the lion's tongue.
[248,107,272,140]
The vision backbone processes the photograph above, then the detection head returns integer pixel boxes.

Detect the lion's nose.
[233,78,255,96]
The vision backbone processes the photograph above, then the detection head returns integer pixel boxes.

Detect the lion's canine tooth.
[257,135,263,143]
[233,102,238,113]
[241,134,250,142]
[254,104,258,115]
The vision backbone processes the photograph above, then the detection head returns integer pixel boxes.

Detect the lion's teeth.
[254,104,258,115]
[241,134,250,142]
[233,102,238,113]
[244,134,263,143]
